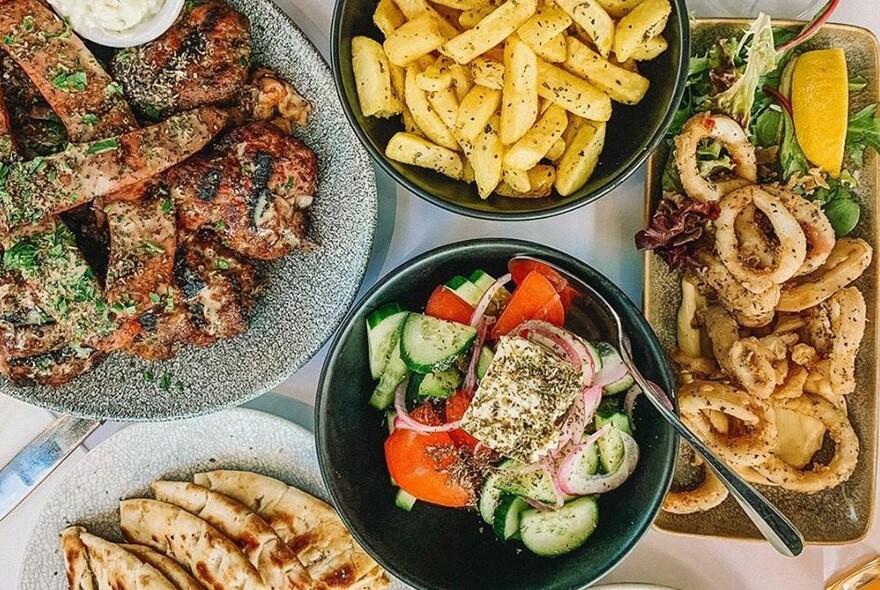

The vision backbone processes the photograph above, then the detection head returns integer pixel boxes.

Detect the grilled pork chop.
[168,121,316,260]
[0,55,68,159]
[0,106,229,234]
[111,2,251,119]
[0,0,138,141]
[126,229,256,358]
[103,181,176,317]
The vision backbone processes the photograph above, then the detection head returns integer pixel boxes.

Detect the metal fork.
[510,255,804,557]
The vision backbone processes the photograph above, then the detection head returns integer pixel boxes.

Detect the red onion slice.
[469,273,512,327]
[557,430,640,496]
[593,363,629,389]
[624,384,641,422]
[462,318,490,394]
[393,382,462,433]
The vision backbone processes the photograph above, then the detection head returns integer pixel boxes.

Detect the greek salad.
[366,259,641,557]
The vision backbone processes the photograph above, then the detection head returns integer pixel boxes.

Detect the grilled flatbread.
[151,480,313,590]
[121,545,205,590]
[193,471,388,590]
[78,531,178,590]
[60,526,96,590]
[119,498,268,590]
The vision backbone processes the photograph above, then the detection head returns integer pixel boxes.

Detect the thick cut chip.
[441,0,538,64]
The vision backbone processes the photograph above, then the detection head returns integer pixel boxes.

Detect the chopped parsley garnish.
[213,220,226,231]
[164,289,175,312]
[149,292,162,305]
[51,71,87,93]
[141,241,165,255]
[105,82,124,97]
[216,259,230,270]
[144,370,156,383]
[111,301,137,316]
[81,113,99,125]
[21,16,34,32]
[2,239,37,273]
[3,35,14,46]
[160,198,173,213]
[86,138,119,155]
[159,372,172,391]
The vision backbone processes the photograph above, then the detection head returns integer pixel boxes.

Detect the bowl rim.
[51,0,186,48]
[315,237,679,589]
[329,0,692,221]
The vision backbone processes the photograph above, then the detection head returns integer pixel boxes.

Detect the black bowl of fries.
[331,0,690,220]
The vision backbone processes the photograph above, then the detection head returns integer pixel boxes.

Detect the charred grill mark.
[174,250,206,299]
[138,310,159,332]
[249,151,273,227]
[198,169,223,202]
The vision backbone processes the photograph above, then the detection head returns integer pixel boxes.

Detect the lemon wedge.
[791,48,849,177]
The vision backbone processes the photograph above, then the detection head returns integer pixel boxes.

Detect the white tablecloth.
[1,1,879,588]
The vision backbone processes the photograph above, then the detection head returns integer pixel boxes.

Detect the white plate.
[19,408,407,589]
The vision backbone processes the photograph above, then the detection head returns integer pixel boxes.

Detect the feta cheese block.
[461,335,582,463]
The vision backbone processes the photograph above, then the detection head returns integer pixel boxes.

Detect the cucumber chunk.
[570,440,600,475]
[400,313,477,373]
[367,305,409,379]
[597,426,625,473]
[445,275,482,306]
[493,494,528,540]
[519,496,599,557]
[370,343,408,409]
[479,471,505,524]
[496,464,563,504]
[476,345,494,382]
[596,412,633,436]
[419,367,462,398]
[594,341,634,395]
[395,488,417,511]
[468,269,496,293]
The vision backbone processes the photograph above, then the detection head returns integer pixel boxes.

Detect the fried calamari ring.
[695,254,780,328]
[674,113,757,203]
[662,466,729,514]
[702,305,739,376]
[715,186,807,293]
[772,363,808,400]
[753,395,858,493]
[735,203,776,268]
[680,381,777,467]
[777,238,873,312]
[763,185,835,276]
[734,465,778,487]
[802,358,847,412]
[827,287,866,396]
[668,349,725,381]
[728,337,777,399]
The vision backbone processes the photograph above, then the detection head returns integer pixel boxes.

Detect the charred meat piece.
[0,342,104,386]
[0,268,66,358]
[103,181,176,317]
[0,0,138,142]
[176,229,257,346]
[239,67,312,132]
[0,106,229,233]
[169,122,316,260]
[0,82,14,163]
[1,55,69,159]
[111,2,251,119]
[1,218,136,352]
[125,304,190,361]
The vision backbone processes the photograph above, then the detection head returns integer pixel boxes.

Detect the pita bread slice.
[121,544,205,590]
[60,526,97,590]
[77,531,178,590]
[119,498,268,590]
[151,480,313,590]
[193,471,388,590]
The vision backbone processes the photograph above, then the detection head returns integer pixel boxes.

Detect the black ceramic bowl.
[316,239,678,590]
[331,2,690,220]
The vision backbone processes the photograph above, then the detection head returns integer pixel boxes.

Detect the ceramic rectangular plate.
[644,20,880,544]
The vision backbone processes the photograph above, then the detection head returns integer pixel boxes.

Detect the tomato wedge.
[445,391,480,450]
[385,404,473,507]
[491,271,565,338]
[508,258,575,309]
[425,285,475,325]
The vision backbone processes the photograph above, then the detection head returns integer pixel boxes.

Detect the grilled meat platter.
[0,0,318,386]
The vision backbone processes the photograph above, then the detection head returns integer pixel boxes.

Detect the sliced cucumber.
[476,345,495,382]
[570,440,600,475]
[400,313,477,373]
[493,494,528,540]
[445,275,482,306]
[419,366,461,398]
[395,488,417,511]
[596,412,633,436]
[479,470,506,524]
[519,496,599,557]
[370,343,408,409]
[594,341,634,395]
[367,304,409,379]
[597,426,625,473]
[468,269,496,293]
[496,464,561,504]
[583,340,603,371]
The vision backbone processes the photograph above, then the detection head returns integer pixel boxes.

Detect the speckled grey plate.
[19,408,408,589]
[644,21,880,544]
[0,0,377,420]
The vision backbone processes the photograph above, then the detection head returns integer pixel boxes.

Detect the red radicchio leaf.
[634,196,720,271]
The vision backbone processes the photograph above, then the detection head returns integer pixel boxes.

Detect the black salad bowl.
[316,239,678,590]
